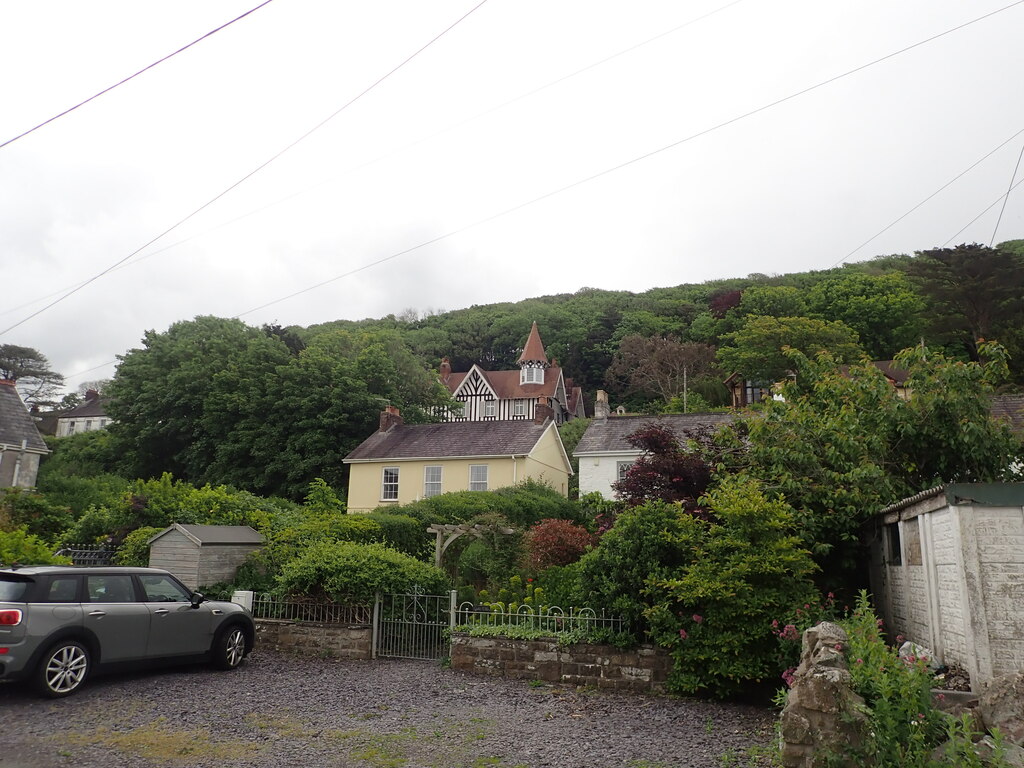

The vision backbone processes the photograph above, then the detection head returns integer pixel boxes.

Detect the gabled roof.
[344,419,556,462]
[148,523,265,546]
[0,381,48,453]
[574,412,736,455]
[516,321,548,364]
[59,394,109,420]
[991,394,1024,435]
[444,366,564,400]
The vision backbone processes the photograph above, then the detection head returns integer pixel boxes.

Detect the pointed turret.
[517,321,548,366]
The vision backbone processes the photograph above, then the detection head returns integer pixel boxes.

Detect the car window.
[46,576,79,602]
[139,574,191,603]
[86,575,136,603]
[0,576,29,602]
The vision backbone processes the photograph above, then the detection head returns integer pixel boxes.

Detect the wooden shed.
[147,524,265,590]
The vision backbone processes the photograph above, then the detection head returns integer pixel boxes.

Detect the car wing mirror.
[190,592,205,608]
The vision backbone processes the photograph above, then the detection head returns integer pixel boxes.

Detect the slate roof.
[991,394,1024,435]
[344,420,553,462]
[60,394,108,419]
[148,523,265,546]
[0,381,48,453]
[574,412,736,455]
[445,367,563,400]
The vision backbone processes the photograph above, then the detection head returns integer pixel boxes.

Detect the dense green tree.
[806,272,924,359]
[0,343,65,405]
[717,315,863,382]
[735,285,807,319]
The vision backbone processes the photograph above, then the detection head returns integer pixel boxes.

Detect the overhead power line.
[0,0,276,150]
[943,175,1024,247]
[830,126,1024,268]
[0,0,749,322]
[989,139,1024,246]
[0,0,491,339]
[235,0,1024,318]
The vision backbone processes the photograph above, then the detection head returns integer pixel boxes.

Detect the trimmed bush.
[364,512,429,559]
[523,518,594,572]
[276,541,449,602]
[114,526,163,566]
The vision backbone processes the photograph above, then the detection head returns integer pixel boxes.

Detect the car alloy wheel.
[40,642,89,697]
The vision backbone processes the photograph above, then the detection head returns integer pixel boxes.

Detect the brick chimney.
[534,396,554,424]
[85,389,100,402]
[594,390,610,420]
[439,357,451,384]
[379,405,403,432]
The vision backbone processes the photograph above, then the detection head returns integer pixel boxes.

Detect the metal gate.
[373,588,457,660]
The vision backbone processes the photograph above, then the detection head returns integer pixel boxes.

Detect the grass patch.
[59,718,261,762]
[244,712,316,739]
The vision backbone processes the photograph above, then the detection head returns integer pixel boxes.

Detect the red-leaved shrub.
[523,519,595,572]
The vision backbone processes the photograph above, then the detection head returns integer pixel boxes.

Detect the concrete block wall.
[255,619,372,660]
[450,634,671,693]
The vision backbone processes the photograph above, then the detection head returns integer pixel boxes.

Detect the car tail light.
[0,609,22,626]
[0,647,8,654]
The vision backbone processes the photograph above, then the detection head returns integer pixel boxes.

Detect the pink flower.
[782,624,799,642]
[876,618,885,628]
[693,614,703,624]
[856,658,863,664]
[804,604,810,610]
[834,643,843,651]
[678,629,688,640]
[896,634,905,644]
[781,668,797,688]
[827,592,835,600]
[771,619,779,629]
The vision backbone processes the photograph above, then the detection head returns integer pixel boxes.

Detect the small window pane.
[47,577,79,602]
[617,461,633,482]
[86,575,136,603]
[469,464,488,491]
[484,401,495,417]
[514,400,525,416]
[382,467,400,500]
[139,574,191,602]
[424,466,442,498]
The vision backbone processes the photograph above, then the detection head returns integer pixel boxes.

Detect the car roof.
[0,566,174,577]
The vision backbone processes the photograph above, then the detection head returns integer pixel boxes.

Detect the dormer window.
[520,366,544,385]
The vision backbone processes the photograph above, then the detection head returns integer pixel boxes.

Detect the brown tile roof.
[574,412,736,455]
[344,419,554,462]
[516,321,548,364]
[445,367,563,400]
[0,382,49,453]
[991,394,1024,435]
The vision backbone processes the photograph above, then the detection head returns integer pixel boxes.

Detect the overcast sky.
[2,0,1023,392]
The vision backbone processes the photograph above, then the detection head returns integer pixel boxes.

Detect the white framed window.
[513,400,526,417]
[381,467,400,500]
[424,466,442,498]
[84,420,93,431]
[469,464,488,491]
[520,366,544,385]
[617,461,633,482]
[484,401,495,418]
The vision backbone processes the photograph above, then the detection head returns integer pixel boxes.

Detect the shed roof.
[0,381,48,453]
[991,394,1024,435]
[344,419,554,462]
[148,523,265,546]
[574,412,735,455]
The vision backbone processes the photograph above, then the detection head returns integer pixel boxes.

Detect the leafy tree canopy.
[0,343,65,406]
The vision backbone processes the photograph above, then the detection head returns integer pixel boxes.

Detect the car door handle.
[211,609,223,615]
[88,610,107,617]
[154,609,170,616]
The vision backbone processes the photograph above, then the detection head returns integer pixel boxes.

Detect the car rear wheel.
[35,641,90,698]
[212,625,246,670]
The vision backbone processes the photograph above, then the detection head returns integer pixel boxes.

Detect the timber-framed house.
[438,322,585,424]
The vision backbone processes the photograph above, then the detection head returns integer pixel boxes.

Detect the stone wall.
[255,619,372,660]
[450,634,671,692]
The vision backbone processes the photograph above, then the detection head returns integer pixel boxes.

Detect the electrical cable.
[943,176,1024,247]
[0,0,490,339]
[829,126,1024,268]
[989,139,1024,246]
[0,0,747,322]
[234,0,1024,318]
[0,0,276,150]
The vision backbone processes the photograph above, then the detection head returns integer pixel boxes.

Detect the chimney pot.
[379,406,403,432]
[594,390,610,420]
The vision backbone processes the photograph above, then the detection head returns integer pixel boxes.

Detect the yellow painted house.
[343,406,572,513]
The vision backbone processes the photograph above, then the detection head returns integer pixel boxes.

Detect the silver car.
[0,566,255,697]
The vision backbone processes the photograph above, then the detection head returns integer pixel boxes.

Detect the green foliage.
[114,526,163,566]
[643,476,818,697]
[733,345,1023,589]
[559,417,591,500]
[455,622,631,647]
[717,315,863,382]
[456,513,523,591]
[276,541,449,602]
[532,561,585,608]
[0,527,71,565]
[364,512,429,559]
[835,592,1008,768]
[38,430,123,484]
[0,488,73,544]
[34,472,127,516]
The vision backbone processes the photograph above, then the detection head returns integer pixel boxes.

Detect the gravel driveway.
[2,650,775,768]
